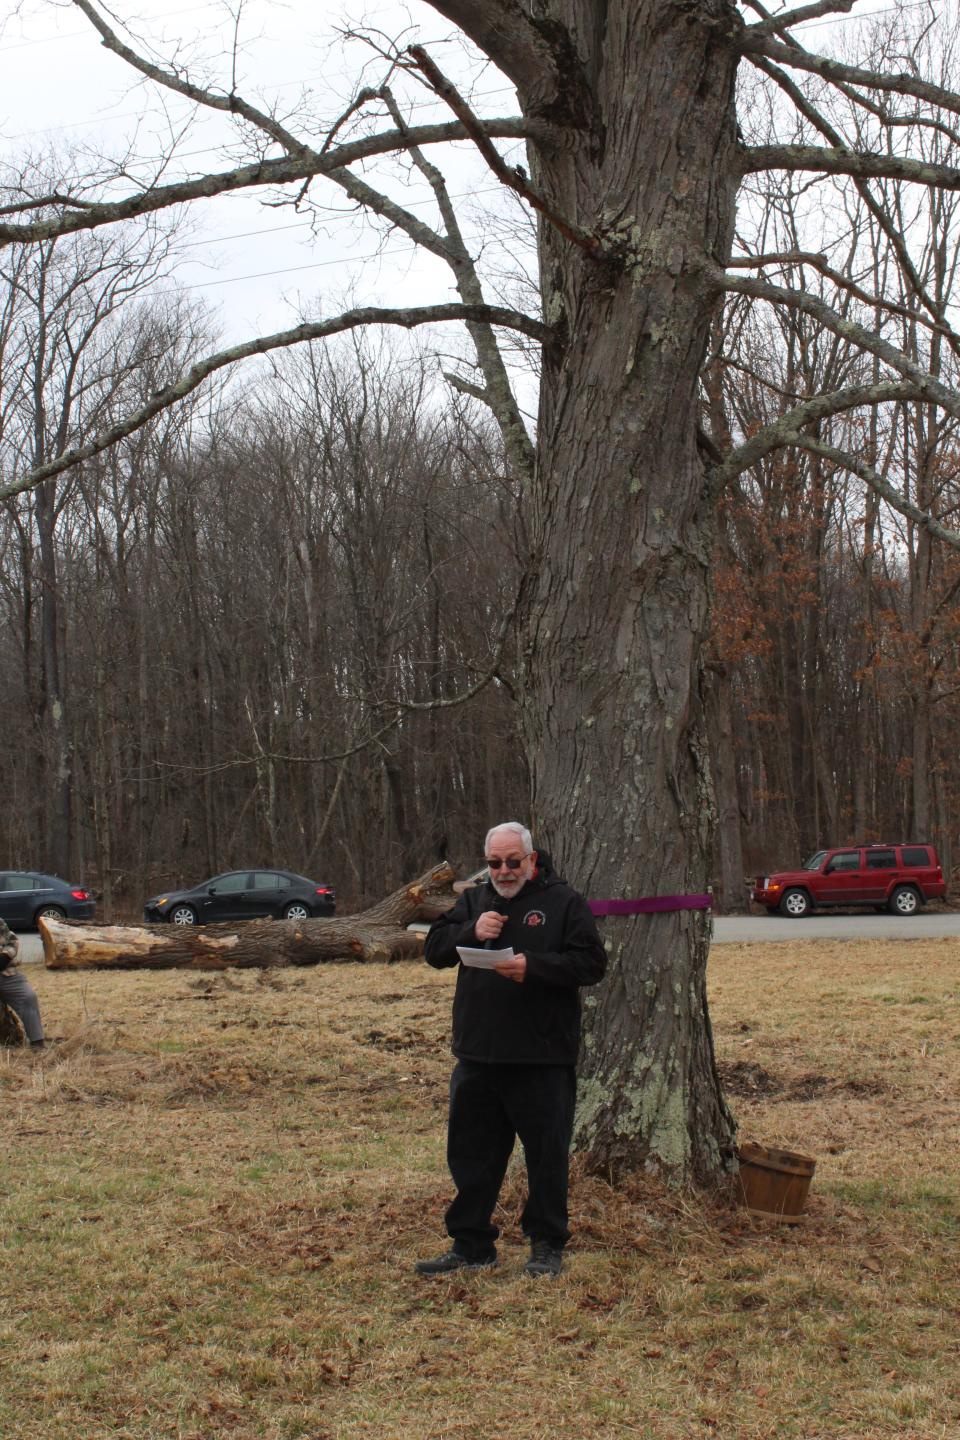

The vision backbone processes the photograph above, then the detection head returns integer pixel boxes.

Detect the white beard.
[490,873,525,899]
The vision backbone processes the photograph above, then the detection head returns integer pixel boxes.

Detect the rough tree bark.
[40,863,456,971]
[509,0,741,1178]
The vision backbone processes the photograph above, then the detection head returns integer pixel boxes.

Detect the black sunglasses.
[486,856,529,870]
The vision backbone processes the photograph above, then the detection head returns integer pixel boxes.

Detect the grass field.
[3,938,958,1439]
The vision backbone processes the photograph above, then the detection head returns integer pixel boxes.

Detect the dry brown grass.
[1,938,958,1439]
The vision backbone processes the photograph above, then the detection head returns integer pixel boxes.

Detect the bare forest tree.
[2,329,528,902]
[0,160,182,879]
[709,25,960,894]
[4,0,960,1182]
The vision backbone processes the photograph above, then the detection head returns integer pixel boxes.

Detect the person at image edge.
[0,919,45,1048]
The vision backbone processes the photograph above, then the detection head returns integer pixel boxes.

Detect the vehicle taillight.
[71,889,89,900]
[315,887,332,895]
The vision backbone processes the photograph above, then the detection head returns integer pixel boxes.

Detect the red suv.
[752,844,946,918]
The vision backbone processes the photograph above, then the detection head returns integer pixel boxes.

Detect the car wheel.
[283,901,311,922]
[779,888,812,918]
[169,904,198,926]
[35,904,66,923]
[888,885,920,917]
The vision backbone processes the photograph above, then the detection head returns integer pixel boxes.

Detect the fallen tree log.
[40,862,457,971]
[0,1002,27,1046]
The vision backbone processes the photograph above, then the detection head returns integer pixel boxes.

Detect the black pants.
[444,1059,576,1257]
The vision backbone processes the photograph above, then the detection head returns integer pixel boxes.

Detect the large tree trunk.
[41,863,456,970]
[522,1,740,1180]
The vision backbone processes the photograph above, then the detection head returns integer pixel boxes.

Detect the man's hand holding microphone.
[474,909,527,984]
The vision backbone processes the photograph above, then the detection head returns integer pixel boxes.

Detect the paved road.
[713,912,960,943]
[13,911,960,964]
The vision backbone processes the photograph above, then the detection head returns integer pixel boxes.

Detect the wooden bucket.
[737,1141,816,1222]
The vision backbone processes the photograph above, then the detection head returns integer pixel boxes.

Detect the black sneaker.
[414,1248,497,1276]
[524,1241,563,1277]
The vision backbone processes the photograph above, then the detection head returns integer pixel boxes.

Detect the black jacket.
[424,855,606,1065]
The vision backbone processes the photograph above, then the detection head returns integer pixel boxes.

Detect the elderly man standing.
[416,822,606,1278]
[0,919,45,1049]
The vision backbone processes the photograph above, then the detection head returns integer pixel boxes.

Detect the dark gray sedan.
[143,869,337,926]
[0,871,96,930]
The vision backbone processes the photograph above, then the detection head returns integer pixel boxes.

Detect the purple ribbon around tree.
[588,894,712,916]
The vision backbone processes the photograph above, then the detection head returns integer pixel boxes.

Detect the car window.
[865,849,896,869]
[901,847,932,867]
[826,851,861,872]
[4,874,35,890]
[211,872,249,893]
[803,851,827,870]
[252,872,282,890]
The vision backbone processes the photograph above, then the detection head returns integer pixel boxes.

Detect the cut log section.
[0,1002,27,1046]
[40,862,457,971]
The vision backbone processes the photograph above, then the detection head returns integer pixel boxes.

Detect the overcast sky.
[1,0,528,350]
[1,0,903,399]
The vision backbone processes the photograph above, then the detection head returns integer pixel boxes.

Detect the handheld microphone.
[484,901,507,950]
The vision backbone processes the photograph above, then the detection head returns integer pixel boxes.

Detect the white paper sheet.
[456,946,515,970]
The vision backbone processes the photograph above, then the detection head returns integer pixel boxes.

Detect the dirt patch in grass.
[1,939,958,1439]
[718,1058,888,1101]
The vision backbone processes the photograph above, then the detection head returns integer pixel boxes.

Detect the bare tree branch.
[0,303,550,500]
[377,87,536,481]
[716,265,960,420]
[72,0,311,157]
[727,248,960,342]
[320,87,389,157]
[714,349,809,404]
[796,435,960,550]
[749,49,960,359]
[421,0,594,127]
[742,144,960,191]
[408,44,600,255]
[378,583,521,714]
[150,561,524,782]
[150,715,405,775]
[326,145,538,480]
[742,34,960,119]
[745,0,856,37]
[0,192,98,217]
[717,379,923,481]
[442,370,487,402]
[0,119,534,246]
